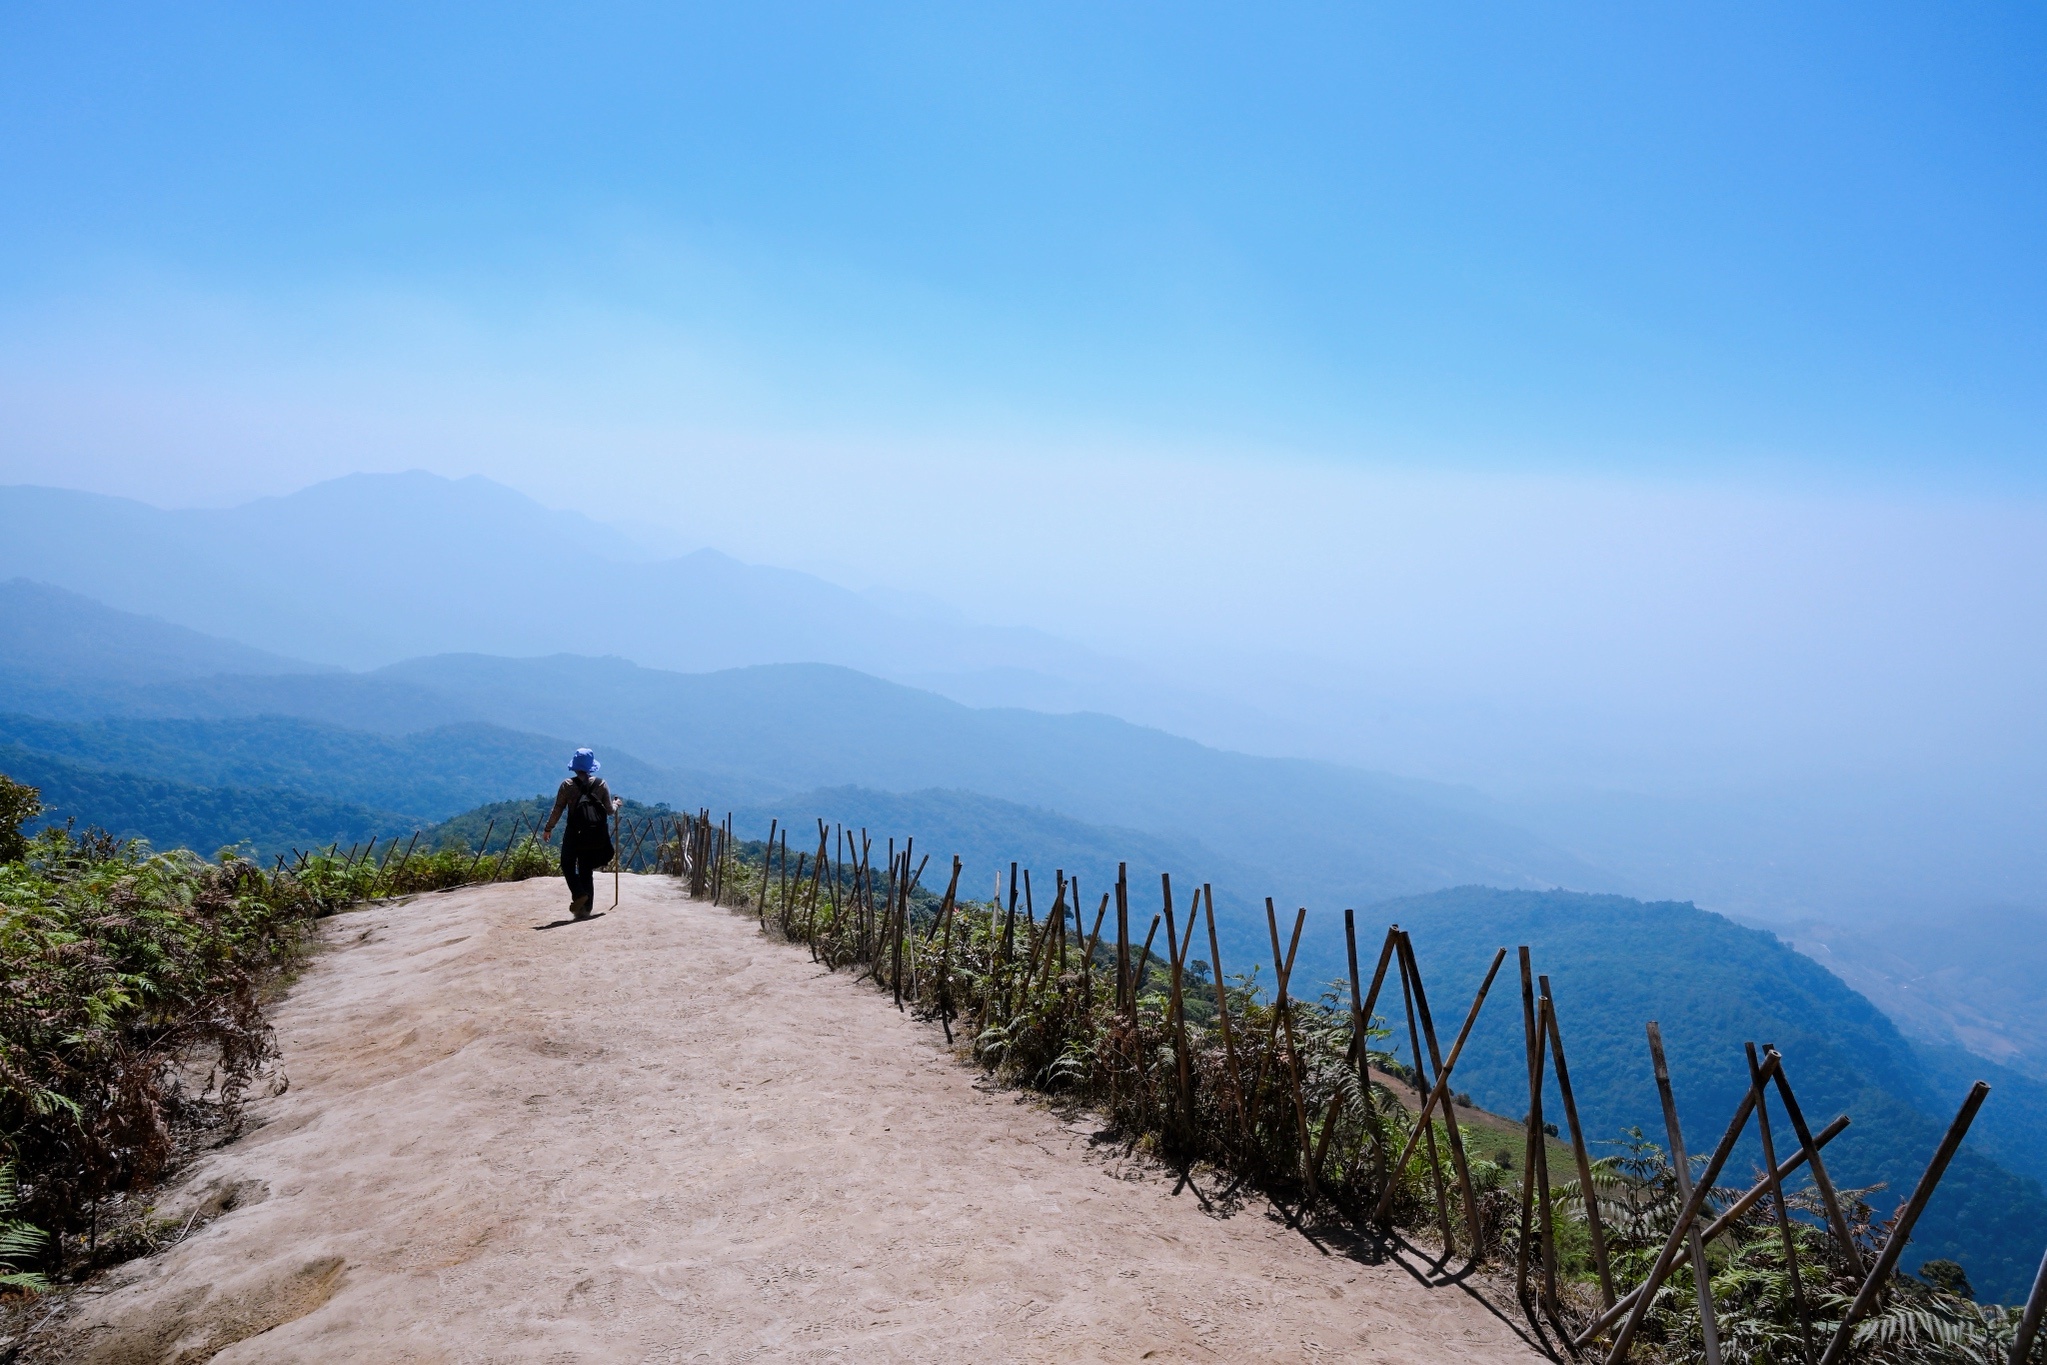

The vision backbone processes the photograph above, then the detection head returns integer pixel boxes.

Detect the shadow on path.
[534,913,606,931]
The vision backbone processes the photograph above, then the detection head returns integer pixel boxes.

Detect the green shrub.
[0,813,553,1271]
[0,774,39,864]
[0,828,320,1244]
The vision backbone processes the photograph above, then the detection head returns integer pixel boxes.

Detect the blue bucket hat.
[569,748,600,774]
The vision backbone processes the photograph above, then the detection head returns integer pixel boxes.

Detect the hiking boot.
[570,893,592,920]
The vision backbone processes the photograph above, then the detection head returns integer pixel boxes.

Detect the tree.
[1920,1258,1975,1301]
[0,772,41,862]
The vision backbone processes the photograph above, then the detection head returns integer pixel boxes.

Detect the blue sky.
[2,3,2044,809]
[4,3,2044,482]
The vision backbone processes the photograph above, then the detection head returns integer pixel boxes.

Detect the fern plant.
[0,1161,48,1291]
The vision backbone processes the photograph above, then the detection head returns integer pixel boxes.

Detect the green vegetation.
[0,776,563,1286]
[1556,1129,2043,1363]
[19,576,2044,1258]
[0,775,36,863]
[1,740,411,859]
[0,823,318,1267]
[15,757,2046,1365]
[1,1163,45,1291]
[8,739,2047,1356]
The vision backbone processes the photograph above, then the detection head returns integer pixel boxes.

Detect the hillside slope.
[14,576,2041,1295]
[0,577,328,684]
[0,713,688,819]
[1,742,411,857]
[1788,904,2047,1083]
[1369,886,2046,1302]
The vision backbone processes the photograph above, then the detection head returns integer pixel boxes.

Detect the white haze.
[3,279,2045,933]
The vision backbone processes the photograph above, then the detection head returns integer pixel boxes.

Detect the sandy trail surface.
[54,876,1545,1363]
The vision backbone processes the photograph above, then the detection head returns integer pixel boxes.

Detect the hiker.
[537,748,619,919]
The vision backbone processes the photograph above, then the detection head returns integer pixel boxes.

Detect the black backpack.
[568,775,610,832]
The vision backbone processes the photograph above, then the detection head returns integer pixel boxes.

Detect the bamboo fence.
[584,806,2036,1363]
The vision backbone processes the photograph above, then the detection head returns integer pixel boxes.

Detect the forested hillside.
[1911,1041,2047,1192]
[1,743,409,856]
[1369,887,2046,1301]
[0,713,680,818]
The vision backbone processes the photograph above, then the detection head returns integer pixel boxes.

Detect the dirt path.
[53,876,1547,1363]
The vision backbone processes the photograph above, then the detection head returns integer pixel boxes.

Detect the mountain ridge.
[2,578,1615,909]
[0,475,1287,750]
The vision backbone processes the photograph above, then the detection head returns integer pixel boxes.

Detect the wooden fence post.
[1766,1049,1864,1272]
[1203,884,1244,1138]
[2009,1241,2047,1365]
[1398,933,1454,1253]
[1816,1082,1991,1365]
[1542,976,1616,1310]
[1161,874,1195,1140]
[756,819,776,923]
[1403,932,1485,1260]
[1746,1041,1815,1364]
[1646,1021,1722,1365]
[1605,1052,1774,1365]
[1115,863,1131,1020]
[1263,903,1318,1202]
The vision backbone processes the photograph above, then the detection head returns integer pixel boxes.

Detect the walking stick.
[610,802,621,910]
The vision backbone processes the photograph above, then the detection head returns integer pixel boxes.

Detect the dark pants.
[561,833,609,902]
